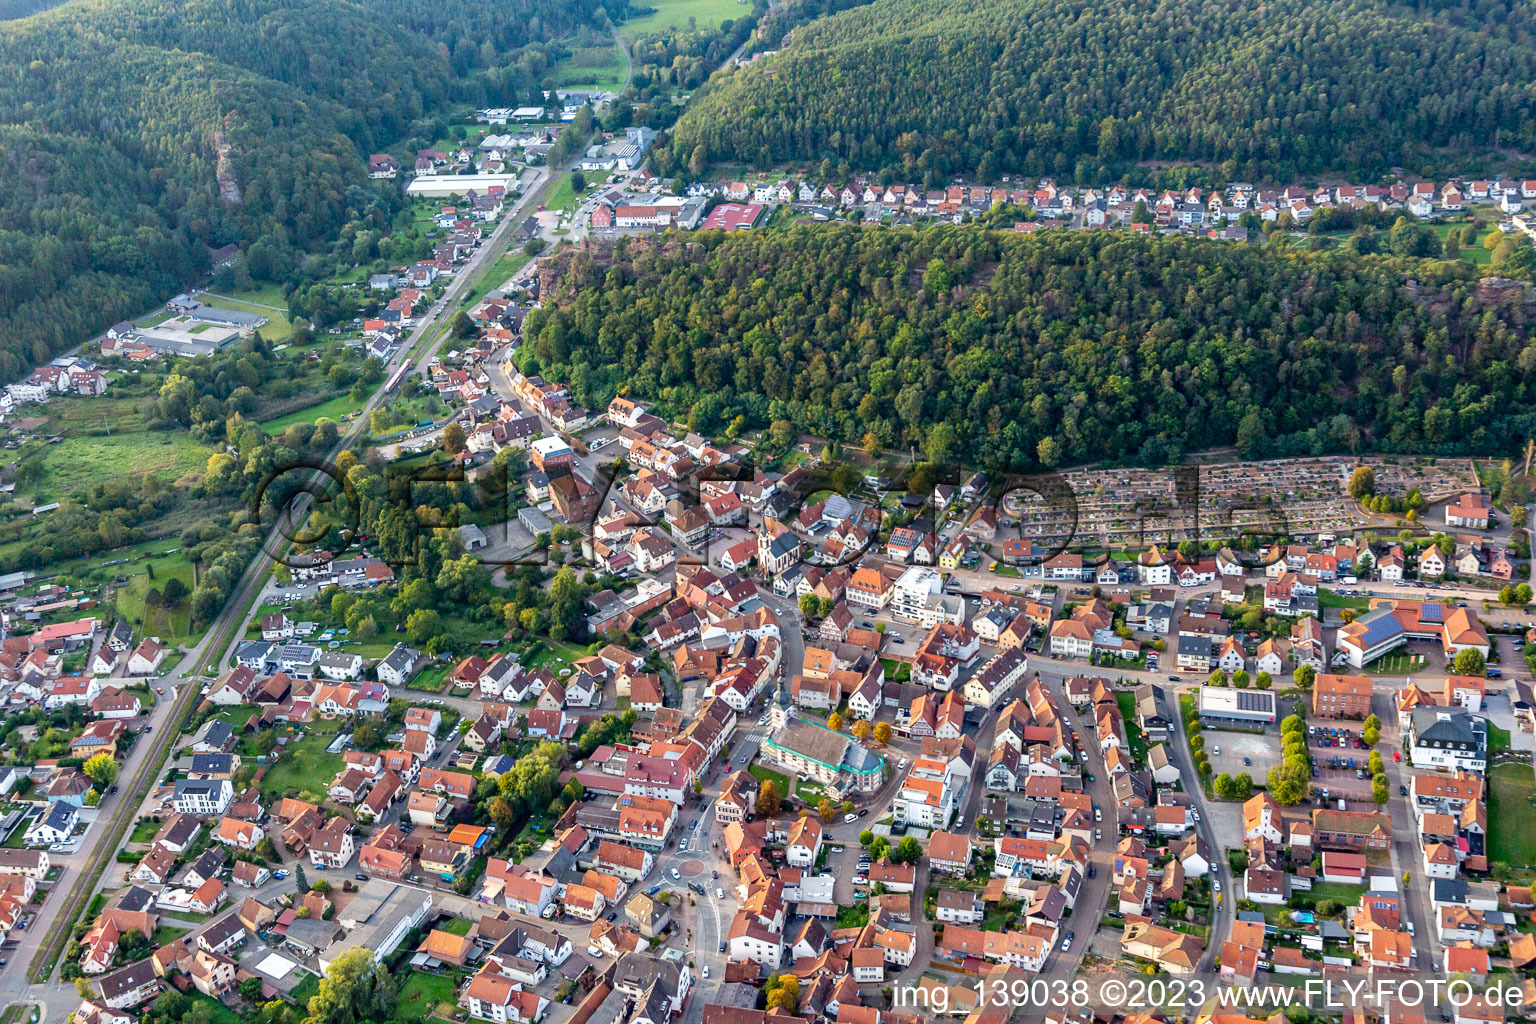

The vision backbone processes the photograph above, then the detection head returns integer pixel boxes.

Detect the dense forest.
[0,0,622,381]
[663,0,1536,185]
[523,226,1536,469]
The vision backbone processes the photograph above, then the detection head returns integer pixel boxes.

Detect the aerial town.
[7,2,1536,1024]
[1,342,1532,1024]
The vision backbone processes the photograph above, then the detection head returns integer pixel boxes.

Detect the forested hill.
[523,227,1536,470]
[663,0,1536,184]
[0,0,619,381]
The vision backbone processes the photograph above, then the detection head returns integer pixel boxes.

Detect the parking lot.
[1312,724,1385,803]
[1203,728,1279,781]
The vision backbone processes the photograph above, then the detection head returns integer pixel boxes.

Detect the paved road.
[1003,671,1117,1024]
[1148,677,1233,973]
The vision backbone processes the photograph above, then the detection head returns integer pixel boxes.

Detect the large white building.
[172,779,232,817]
[1196,686,1276,725]
[1408,708,1487,772]
[889,566,964,627]
[891,773,958,830]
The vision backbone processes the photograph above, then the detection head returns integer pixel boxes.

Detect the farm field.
[619,0,749,37]
[47,432,211,494]
[551,43,628,92]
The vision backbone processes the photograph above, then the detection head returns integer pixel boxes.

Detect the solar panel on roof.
[1420,603,1443,621]
[1235,691,1272,711]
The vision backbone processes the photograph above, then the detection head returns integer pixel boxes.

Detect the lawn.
[184,994,244,1024]
[833,903,869,928]
[408,664,454,693]
[395,971,459,1024]
[461,253,531,309]
[1319,591,1371,611]
[1298,881,1367,906]
[205,283,290,310]
[523,639,589,674]
[1363,651,1426,675]
[215,706,260,730]
[542,173,582,216]
[1489,762,1536,867]
[260,394,363,433]
[439,917,473,936]
[259,725,347,801]
[151,924,189,945]
[1427,221,1496,264]
[109,546,200,641]
[748,764,791,796]
[796,780,828,803]
[619,0,750,37]
[1116,691,1148,762]
[1489,723,1512,754]
[198,293,292,341]
[289,972,320,1009]
[129,819,161,844]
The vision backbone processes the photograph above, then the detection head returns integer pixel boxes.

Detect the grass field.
[620,0,750,37]
[395,971,459,1024]
[551,43,628,92]
[115,555,199,640]
[259,723,346,801]
[440,916,473,936]
[197,293,293,341]
[543,173,582,216]
[260,394,363,433]
[22,430,213,503]
[748,763,790,795]
[1489,761,1536,867]
[461,253,532,308]
[523,639,589,674]
[206,284,289,309]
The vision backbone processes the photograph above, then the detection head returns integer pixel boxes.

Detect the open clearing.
[619,0,749,37]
